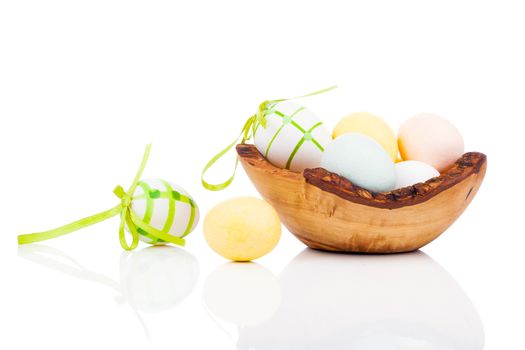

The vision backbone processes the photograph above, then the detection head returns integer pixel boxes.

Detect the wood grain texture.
[237,144,487,253]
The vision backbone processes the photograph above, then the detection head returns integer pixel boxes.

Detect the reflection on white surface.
[205,249,484,350]
[120,246,200,313]
[18,245,199,338]
[204,262,281,327]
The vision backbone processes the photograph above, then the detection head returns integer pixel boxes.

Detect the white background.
[1,1,524,349]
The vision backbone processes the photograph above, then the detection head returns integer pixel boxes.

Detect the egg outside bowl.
[236,144,487,254]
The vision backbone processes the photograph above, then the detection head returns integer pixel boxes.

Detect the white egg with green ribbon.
[130,179,199,245]
[201,85,337,190]
[253,100,330,172]
[18,144,199,250]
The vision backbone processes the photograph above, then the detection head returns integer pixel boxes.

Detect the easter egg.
[130,179,199,244]
[394,160,440,189]
[398,113,464,172]
[254,100,331,172]
[204,197,281,261]
[332,112,399,161]
[321,133,396,192]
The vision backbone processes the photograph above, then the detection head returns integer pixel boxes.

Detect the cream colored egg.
[254,100,331,172]
[130,179,199,244]
[394,160,440,189]
[204,197,281,261]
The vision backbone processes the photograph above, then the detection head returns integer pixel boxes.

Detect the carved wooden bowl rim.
[236,144,487,210]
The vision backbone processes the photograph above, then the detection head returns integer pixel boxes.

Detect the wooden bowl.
[237,144,487,253]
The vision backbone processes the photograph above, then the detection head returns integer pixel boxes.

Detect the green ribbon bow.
[17,144,185,250]
[201,85,338,191]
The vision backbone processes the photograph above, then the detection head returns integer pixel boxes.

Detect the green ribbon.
[17,144,185,250]
[201,85,338,191]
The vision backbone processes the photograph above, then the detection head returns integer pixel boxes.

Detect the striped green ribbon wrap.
[17,144,185,250]
[263,106,325,170]
[201,85,337,191]
[132,179,198,244]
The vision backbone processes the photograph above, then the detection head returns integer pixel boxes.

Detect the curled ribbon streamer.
[201,85,338,191]
[17,144,185,250]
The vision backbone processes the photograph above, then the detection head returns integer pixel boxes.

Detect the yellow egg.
[204,197,281,261]
[332,112,398,161]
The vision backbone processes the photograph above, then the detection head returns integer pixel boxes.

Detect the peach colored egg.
[398,113,464,172]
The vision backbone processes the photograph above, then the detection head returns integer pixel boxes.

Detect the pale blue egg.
[321,133,396,192]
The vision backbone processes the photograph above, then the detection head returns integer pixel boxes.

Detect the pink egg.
[398,113,464,172]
